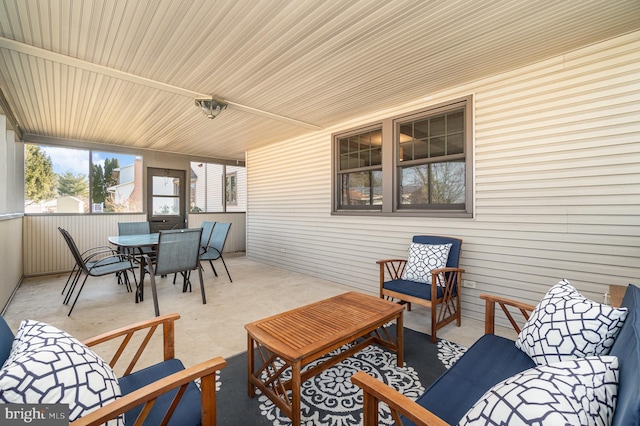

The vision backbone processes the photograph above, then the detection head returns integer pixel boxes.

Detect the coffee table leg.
[291,361,301,426]
[247,334,255,397]
[397,311,404,367]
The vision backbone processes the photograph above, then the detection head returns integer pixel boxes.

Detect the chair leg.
[130,268,138,294]
[64,269,83,305]
[68,275,89,316]
[182,271,192,293]
[149,273,160,317]
[431,301,438,344]
[137,264,146,303]
[220,255,232,283]
[198,266,206,305]
[62,265,78,295]
[123,271,132,292]
[208,260,218,277]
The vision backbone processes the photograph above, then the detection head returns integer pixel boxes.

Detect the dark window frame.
[332,95,473,217]
[334,124,383,211]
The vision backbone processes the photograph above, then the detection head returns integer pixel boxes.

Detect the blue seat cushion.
[610,284,640,426]
[408,334,535,425]
[118,359,202,426]
[383,279,448,301]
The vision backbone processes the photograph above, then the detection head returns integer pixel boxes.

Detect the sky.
[41,146,136,176]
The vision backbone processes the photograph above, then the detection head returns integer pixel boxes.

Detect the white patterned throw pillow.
[515,279,628,365]
[401,243,452,286]
[458,356,619,426]
[0,320,123,425]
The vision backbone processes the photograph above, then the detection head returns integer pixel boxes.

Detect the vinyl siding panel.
[0,216,22,312]
[247,31,640,325]
[23,214,148,275]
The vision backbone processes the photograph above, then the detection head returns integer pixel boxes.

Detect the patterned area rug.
[216,327,466,425]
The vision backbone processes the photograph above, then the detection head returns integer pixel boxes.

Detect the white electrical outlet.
[463,280,476,289]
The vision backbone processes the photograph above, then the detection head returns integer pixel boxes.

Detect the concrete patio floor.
[2,254,516,372]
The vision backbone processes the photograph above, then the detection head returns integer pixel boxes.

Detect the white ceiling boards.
[0,0,639,161]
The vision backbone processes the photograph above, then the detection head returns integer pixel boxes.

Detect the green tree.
[91,158,120,211]
[103,158,119,189]
[91,164,106,203]
[57,172,89,197]
[24,145,57,204]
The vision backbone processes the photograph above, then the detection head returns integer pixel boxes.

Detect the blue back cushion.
[0,316,15,365]
[412,236,462,268]
[411,334,535,425]
[610,283,640,426]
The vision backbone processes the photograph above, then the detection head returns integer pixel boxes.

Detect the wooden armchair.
[71,313,226,426]
[378,236,464,342]
[352,293,535,425]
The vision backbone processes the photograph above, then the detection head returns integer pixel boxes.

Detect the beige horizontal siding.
[0,216,23,312]
[23,214,149,276]
[246,31,640,327]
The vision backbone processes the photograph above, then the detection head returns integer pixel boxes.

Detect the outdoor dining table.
[108,233,159,303]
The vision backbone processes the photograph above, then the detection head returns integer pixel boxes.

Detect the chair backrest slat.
[200,221,215,248]
[207,222,231,254]
[118,221,150,236]
[154,228,203,276]
[58,227,89,273]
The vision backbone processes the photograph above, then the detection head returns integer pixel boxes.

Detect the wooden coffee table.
[245,291,404,425]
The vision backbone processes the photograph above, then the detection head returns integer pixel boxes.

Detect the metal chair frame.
[58,227,137,316]
[200,222,233,282]
[142,228,205,316]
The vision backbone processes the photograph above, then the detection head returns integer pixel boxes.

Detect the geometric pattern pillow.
[458,356,619,426]
[401,243,452,286]
[515,279,628,365]
[0,320,123,425]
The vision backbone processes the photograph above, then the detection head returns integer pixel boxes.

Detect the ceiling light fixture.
[195,98,228,119]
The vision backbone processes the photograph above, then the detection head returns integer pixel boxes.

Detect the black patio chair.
[118,221,155,261]
[58,227,137,316]
[61,241,119,298]
[172,221,215,286]
[142,228,205,317]
[200,222,233,282]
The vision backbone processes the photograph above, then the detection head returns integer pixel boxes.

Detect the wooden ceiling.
[1,0,639,161]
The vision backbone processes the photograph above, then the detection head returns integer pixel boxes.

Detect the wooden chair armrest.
[609,284,627,307]
[351,371,448,426]
[430,267,465,291]
[83,313,181,374]
[70,356,227,426]
[431,267,464,275]
[376,259,407,265]
[431,267,465,276]
[480,294,536,335]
